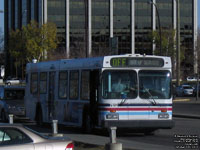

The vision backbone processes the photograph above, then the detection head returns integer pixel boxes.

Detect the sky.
[0,0,200,33]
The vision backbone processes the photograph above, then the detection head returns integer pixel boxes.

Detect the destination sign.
[110,57,164,67]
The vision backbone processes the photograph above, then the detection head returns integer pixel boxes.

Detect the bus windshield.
[102,70,137,99]
[139,70,171,99]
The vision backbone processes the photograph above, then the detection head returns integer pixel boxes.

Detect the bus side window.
[39,72,47,94]
[59,71,68,99]
[31,73,38,94]
[81,70,90,100]
[69,70,79,100]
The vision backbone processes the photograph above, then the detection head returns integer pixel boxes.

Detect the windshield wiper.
[144,88,157,105]
[119,93,127,106]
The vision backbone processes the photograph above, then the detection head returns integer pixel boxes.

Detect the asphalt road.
[173,98,200,117]
[1,96,199,150]
[21,116,199,150]
[118,117,200,149]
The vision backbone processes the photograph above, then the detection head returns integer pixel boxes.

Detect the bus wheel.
[35,108,43,126]
[82,113,93,133]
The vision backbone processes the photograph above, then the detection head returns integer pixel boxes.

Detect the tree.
[8,21,58,77]
[149,29,185,78]
[23,21,58,62]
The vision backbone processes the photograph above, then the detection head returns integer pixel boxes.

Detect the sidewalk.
[173,97,200,119]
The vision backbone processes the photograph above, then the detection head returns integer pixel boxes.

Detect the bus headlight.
[106,113,119,120]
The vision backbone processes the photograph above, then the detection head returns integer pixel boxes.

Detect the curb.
[173,99,190,102]
[173,114,200,119]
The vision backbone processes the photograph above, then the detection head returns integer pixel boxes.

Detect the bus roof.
[26,54,171,72]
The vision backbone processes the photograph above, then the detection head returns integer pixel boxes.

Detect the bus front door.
[48,72,56,120]
[90,70,100,126]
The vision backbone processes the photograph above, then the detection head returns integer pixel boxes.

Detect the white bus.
[25,54,174,133]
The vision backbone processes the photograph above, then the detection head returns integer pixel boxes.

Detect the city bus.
[25,54,174,133]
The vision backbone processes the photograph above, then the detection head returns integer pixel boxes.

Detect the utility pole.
[176,0,181,86]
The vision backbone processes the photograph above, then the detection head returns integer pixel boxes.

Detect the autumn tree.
[23,21,58,61]
[9,21,58,77]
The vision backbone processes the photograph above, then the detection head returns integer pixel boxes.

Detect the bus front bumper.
[103,119,174,129]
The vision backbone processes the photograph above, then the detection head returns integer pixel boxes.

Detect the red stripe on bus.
[99,108,172,111]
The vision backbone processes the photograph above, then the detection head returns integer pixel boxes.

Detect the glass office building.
[4,0,198,77]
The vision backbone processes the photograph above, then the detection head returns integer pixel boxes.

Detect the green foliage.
[150,29,174,56]
[149,28,185,61]
[9,21,58,62]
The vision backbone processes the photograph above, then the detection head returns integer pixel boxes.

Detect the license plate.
[158,113,169,119]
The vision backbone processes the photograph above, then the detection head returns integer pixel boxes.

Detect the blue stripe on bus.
[98,103,172,107]
[100,112,172,115]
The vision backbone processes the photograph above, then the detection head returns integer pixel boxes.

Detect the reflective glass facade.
[113,0,131,54]
[4,0,197,77]
[15,0,19,29]
[92,0,110,56]
[135,0,152,54]
[48,0,66,47]
[31,0,35,20]
[156,0,173,29]
[22,0,27,26]
[180,0,193,71]
[38,0,43,25]
[70,0,86,56]
[8,0,12,30]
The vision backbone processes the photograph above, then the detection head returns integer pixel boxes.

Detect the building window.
[135,0,152,55]
[48,0,66,48]
[70,0,86,57]
[92,0,110,56]
[22,0,27,26]
[113,0,131,54]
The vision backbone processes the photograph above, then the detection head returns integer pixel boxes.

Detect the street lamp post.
[176,0,181,86]
[149,1,162,56]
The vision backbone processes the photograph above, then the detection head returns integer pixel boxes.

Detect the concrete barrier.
[105,127,122,150]
[52,120,58,135]
[9,114,14,124]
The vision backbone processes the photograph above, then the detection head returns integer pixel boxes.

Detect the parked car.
[0,123,74,150]
[176,84,194,97]
[186,76,198,82]
[0,86,25,122]
[4,77,21,85]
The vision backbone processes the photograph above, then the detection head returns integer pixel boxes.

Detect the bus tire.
[35,107,43,126]
[82,112,93,133]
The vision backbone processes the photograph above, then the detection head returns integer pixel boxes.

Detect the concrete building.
[4,0,198,78]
